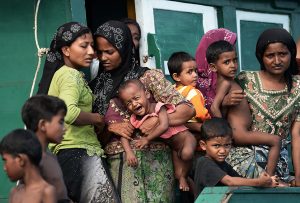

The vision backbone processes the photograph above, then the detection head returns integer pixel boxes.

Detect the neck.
[260,70,285,83]
[35,131,49,152]
[22,164,43,186]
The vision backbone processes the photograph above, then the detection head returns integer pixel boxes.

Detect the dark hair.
[200,118,232,141]
[206,40,235,64]
[120,18,141,39]
[168,51,195,79]
[0,129,42,166]
[22,95,67,132]
[118,79,145,96]
[256,28,298,92]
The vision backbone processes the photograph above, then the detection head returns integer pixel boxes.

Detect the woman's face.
[96,37,122,71]
[262,42,291,76]
[127,23,140,49]
[63,33,94,69]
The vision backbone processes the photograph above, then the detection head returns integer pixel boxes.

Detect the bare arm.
[291,121,300,186]
[135,107,169,149]
[107,122,135,140]
[121,137,138,166]
[43,185,57,203]
[147,107,169,141]
[185,122,202,132]
[168,102,195,126]
[221,172,277,187]
[73,112,104,127]
[211,80,231,118]
[227,83,280,175]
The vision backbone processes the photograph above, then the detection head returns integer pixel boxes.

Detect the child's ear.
[61,46,70,57]
[209,63,217,72]
[38,119,47,132]
[199,140,207,151]
[172,73,181,82]
[17,154,26,167]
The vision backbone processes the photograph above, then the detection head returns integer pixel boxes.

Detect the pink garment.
[195,28,237,111]
[130,102,187,139]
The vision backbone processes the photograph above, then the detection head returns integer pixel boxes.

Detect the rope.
[29,0,49,97]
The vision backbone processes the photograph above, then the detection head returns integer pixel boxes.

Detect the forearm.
[147,124,168,141]
[121,137,133,153]
[266,145,280,175]
[291,122,300,185]
[185,122,202,132]
[221,175,261,187]
[168,102,195,126]
[73,111,103,126]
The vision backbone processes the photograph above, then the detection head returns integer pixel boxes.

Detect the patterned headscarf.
[37,22,91,94]
[195,28,237,110]
[256,28,298,92]
[89,20,148,115]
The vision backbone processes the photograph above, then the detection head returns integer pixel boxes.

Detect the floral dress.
[104,69,189,203]
[226,71,300,182]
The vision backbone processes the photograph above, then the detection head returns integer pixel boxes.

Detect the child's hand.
[126,151,138,167]
[258,172,276,187]
[135,137,149,149]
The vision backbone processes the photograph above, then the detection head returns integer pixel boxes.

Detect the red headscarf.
[195,28,237,110]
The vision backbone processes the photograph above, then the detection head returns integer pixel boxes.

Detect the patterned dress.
[226,71,300,182]
[105,69,189,203]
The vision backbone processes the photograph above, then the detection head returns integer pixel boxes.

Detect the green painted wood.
[196,186,300,203]
[0,0,74,200]
[239,21,283,71]
[153,9,203,66]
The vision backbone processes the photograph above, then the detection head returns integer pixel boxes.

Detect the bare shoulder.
[230,80,242,91]
[9,185,24,203]
[43,183,57,203]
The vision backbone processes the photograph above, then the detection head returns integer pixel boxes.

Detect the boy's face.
[1,153,23,181]
[211,51,238,79]
[119,83,151,116]
[44,111,66,144]
[173,60,198,87]
[200,136,232,163]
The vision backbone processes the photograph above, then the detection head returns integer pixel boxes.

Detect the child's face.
[174,60,198,87]
[212,51,238,79]
[200,136,232,163]
[44,111,66,144]
[119,84,150,116]
[1,153,23,181]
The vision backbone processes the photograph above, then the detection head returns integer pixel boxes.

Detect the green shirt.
[48,65,104,156]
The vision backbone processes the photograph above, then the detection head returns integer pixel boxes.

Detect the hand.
[139,116,159,136]
[107,122,134,140]
[258,172,274,187]
[126,151,138,167]
[222,90,246,107]
[270,175,280,187]
[135,137,149,149]
[93,114,105,133]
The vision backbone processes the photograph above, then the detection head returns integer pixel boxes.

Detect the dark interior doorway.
[85,0,128,33]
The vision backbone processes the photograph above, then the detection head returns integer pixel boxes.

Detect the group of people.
[0,16,300,203]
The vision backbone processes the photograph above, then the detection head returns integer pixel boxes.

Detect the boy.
[0,129,56,203]
[206,40,239,118]
[194,118,278,197]
[168,51,210,136]
[22,95,70,202]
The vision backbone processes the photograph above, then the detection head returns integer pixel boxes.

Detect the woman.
[89,20,195,202]
[226,28,300,185]
[38,22,120,202]
[195,28,244,111]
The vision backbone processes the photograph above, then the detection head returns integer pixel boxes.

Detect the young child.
[194,118,278,197]
[168,51,210,136]
[21,95,70,202]
[0,129,57,203]
[118,79,197,191]
[206,40,239,118]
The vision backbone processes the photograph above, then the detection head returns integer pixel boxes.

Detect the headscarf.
[256,28,298,91]
[89,20,148,115]
[195,28,237,110]
[37,22,91,94]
